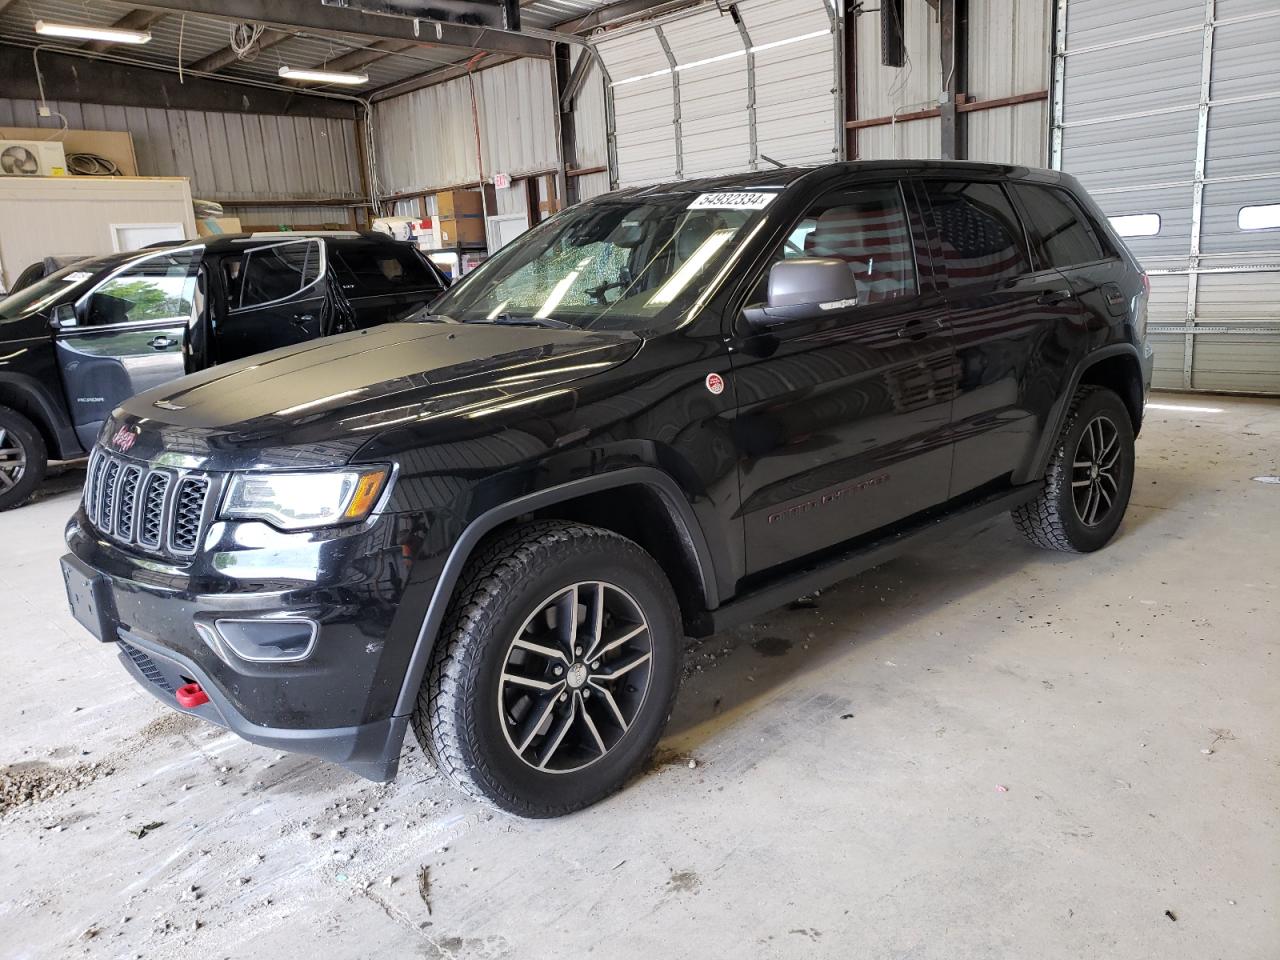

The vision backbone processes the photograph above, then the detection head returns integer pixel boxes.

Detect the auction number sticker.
[688,192,777,211]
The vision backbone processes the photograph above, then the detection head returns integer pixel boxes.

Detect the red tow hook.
[176,682,210,709]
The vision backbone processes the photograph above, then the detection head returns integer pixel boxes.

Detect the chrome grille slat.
[82,447,213,560]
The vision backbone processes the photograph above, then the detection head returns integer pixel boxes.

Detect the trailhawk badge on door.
[705,372,725,395]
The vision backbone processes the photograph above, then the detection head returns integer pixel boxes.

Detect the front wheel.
[0,405,47,511]
[413,521,682,817]
[1012,385,1135,553]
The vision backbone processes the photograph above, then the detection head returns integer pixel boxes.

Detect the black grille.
[172,477,209,554]
[116,466,143,540]
[83,448,213,559]
[139,472,170,548]
[120,641,174,693]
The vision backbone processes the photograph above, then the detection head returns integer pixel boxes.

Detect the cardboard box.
[538,197,564,217]
[438,216,486,246]
[196,216,242,237]
[436,189,484,219]
[0,127,138,177]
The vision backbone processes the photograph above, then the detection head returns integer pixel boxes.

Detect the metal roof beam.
[187,29,291,74]
[131,0,553,58]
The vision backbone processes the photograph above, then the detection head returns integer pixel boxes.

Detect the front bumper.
[115,629,407,781]
[63,505,437,781]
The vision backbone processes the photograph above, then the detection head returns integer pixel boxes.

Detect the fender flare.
[391,466,720,717]
[0,370,83,460]
[1023,342,1144,482]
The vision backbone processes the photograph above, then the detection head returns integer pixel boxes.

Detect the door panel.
[917,178,1087,496]
[56,322,186,446]
[55,246,201,446]
[214,239,328,364]
[729,180,957,577]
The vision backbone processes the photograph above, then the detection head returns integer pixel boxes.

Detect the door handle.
[1037,289,1074,306]
[896,319,932,341]
[148,335,175,350]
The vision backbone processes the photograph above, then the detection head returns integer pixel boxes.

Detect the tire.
[0,405,47,512]
[1012,385,1135,553]
[413,520,682,817]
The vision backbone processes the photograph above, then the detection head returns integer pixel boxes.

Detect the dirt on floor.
[0,392,1277,959]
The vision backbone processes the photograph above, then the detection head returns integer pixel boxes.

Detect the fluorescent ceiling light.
[35,19,152,44]
[278,66,370,86]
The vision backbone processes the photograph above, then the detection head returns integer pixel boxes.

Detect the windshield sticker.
[63,272,92,282]
[688,192,777,211]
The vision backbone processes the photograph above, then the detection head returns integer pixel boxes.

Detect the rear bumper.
[116,630,407,781]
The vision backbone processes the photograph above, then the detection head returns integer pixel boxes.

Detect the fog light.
[214,618,318,662]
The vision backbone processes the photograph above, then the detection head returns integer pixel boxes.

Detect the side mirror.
[742,258,858,329]
[49,303,78,331]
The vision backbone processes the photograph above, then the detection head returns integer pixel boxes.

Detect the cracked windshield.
[430,192,775,332]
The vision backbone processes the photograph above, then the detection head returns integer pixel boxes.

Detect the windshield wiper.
[481,313,574,330]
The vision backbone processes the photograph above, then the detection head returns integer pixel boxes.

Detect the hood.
[109,321,640,470]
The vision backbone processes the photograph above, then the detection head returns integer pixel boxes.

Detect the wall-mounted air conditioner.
[0,140,67,177]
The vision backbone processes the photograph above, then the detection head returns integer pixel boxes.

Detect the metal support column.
[553,42,577,207]
[730,5,758,170]
[1183,0,1216,388]
[940,0,968,160]
[655,25,683,180]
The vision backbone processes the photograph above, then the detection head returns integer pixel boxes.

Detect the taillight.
[1136,272,1150,339]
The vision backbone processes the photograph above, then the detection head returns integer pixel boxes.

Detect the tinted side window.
[236,239,322,310]
[84,251,199,326]
[922,180,1030,287]
[333,245,441,297]
[1013,184,1107,269]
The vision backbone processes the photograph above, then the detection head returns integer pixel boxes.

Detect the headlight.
[221,467,390,530]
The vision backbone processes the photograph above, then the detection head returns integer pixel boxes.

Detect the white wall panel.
[0,97,361,202]
[373,58,558,196]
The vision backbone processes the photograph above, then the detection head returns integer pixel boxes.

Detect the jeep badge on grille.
[111,424,140,453]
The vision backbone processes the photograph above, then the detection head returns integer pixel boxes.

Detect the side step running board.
[702,483,1041,636]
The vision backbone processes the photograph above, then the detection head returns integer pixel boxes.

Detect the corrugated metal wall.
[0,97,363,204]
[854,0,1048,164]
[372,58,559,196]
[591,0,838,188]
[1054,0,1280,393]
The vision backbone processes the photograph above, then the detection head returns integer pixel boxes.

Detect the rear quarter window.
[1012,184,1110,270]
[921,180,1031,287]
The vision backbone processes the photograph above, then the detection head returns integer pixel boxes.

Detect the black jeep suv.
[0,232,445,510]
[62,161,1153,817]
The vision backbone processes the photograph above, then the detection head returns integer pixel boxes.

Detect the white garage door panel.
[1200,181,1280,255]
[1148,273,1191,326]
[1062,0,1204,49]
[1062,32,1204,124]
[1191,337,1280,392]
[739,0,837,166]
[1097,186,1195,263]
[1204,99,1280,179]
[1056,0,1280,392]
[1197,272,1280,320]
[1061,113,1199,191]
[1208,17,1280,100]
[592,0,836,187]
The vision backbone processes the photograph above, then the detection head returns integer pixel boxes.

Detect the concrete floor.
[1,392,1277,960]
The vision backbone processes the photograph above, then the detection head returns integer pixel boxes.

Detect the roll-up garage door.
[592,0,840,188]
[1053,0,1280,393]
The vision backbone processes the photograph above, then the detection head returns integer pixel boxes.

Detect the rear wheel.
[1012,385,1135,553]
[413,521,682,817]
[0,406,47,511]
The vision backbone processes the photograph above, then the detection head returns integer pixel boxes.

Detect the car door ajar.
[54,247,201,449]
[331,242,447,328]
[727,180,958,576]
[213,238,328,364]
[917,178,1089,498]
